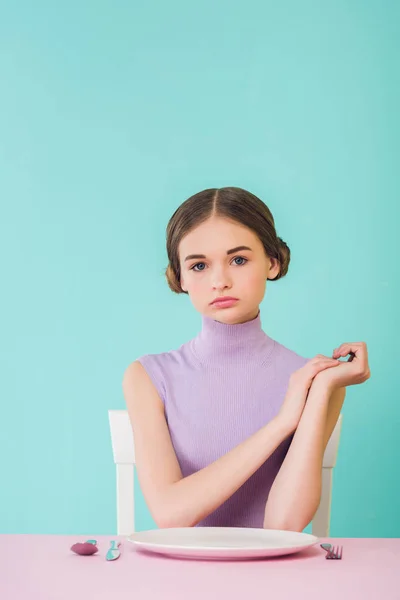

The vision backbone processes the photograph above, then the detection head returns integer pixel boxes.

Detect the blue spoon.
[106,540,121,561]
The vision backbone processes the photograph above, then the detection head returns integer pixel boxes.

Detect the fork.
[326,545,343,560]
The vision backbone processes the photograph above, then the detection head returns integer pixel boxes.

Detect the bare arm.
[263,381,346,531]
[123,361,294,529]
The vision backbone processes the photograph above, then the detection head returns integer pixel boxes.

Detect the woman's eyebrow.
[184,246,253,262]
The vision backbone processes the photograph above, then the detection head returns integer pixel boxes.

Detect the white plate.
[127,527,319,560]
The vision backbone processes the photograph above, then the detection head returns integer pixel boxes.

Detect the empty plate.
[127,527,319,560]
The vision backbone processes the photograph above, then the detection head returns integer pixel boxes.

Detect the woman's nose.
[211,272,232,290]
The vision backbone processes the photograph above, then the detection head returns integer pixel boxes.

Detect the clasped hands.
[313,342,371,391]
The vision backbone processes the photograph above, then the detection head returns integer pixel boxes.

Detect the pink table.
[1,535,399,599]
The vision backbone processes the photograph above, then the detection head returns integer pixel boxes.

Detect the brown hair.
[165,186,290,294]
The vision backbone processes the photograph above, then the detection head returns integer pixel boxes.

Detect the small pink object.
[70,542,98,556]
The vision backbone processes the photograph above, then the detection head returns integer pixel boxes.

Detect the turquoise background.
[1,1,398,536]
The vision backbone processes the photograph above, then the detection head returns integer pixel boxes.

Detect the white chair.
[108,409,343,537]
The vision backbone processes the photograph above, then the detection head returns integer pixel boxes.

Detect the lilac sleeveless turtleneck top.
[136,310,308,528]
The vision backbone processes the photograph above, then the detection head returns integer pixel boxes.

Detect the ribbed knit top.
[136,310,308,528]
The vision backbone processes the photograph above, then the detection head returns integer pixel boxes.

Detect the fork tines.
[326,545,343,560]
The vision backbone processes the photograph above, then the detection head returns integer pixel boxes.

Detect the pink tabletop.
[1,534,399,599]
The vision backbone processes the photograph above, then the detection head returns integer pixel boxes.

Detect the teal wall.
[1,1,398,537]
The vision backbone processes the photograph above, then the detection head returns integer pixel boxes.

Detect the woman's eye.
[191,262,206,272]
[191,257,248,272]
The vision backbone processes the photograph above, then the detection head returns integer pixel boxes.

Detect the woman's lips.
[211,298,239,308]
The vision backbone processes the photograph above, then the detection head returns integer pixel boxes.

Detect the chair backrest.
[108,409,343,537]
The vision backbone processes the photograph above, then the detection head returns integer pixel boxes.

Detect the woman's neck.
[191,309,275,366]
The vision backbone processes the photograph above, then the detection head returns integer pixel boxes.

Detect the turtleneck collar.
[191,309,275,366]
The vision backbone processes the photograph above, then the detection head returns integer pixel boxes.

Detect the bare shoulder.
[122,360,164,412]
[123,360,146,384]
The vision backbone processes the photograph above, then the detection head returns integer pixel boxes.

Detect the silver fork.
[326,545,343,560]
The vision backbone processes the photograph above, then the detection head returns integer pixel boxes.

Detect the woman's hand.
[313,342,371,391]
[278,355,341,434]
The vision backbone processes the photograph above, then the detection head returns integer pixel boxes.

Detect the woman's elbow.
[263,516,305,532]
[153,506,196,529]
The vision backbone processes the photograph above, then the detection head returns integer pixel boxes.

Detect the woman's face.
[178,216,280,324]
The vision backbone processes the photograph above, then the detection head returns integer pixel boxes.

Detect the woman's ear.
[267,258,280,280]
[180,274,187,292]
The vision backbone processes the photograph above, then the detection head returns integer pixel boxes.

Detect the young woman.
[123,187,370,531]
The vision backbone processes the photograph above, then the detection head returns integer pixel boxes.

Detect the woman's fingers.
[332,342,364,358]
[313,354,340,364]
[311,357,340,374]
[333,342,369,367]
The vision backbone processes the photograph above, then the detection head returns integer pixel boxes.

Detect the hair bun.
[275,236,290,279]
